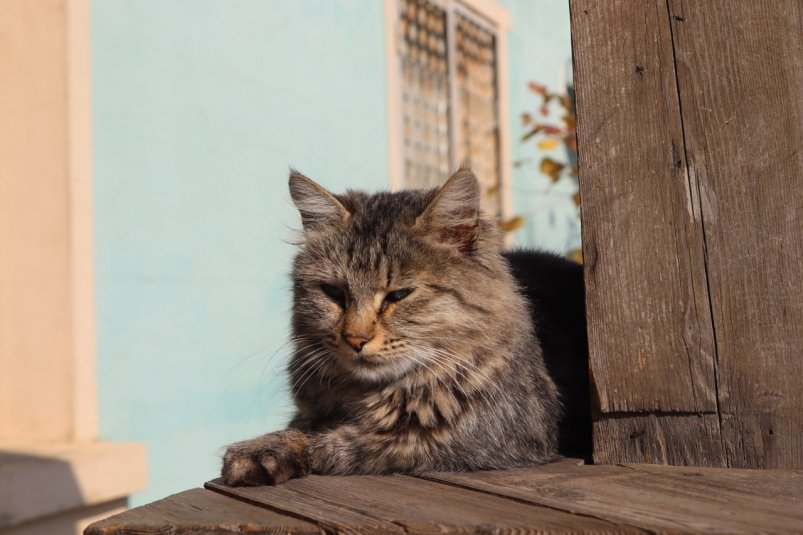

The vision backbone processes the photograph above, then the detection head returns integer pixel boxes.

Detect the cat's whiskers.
[318,359,335,387]
[291,355,331,395]
[288,350,327,389]
[411,345,503,407]
[407,346,473,398]
[253,335,319,407]
[428,346,507,402]
[403,349,460,398]
[223,333,314,391]
[405,335,502,380]
[288,341,327,369]
[420,350,495,408]
[288,339,328,364]
[382,335,506,407]
[289,348,332,393]
[386,339,462,388]
[215,335,311,424]
[408,329,496,351]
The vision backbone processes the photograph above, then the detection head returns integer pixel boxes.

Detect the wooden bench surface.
[85,459,803,534]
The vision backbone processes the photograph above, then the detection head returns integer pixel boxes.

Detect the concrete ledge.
[4,498,127,535]
[0,442,146,528]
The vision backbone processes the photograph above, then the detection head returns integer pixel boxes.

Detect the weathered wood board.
[205,472,635,534]
[83,487,321,534]
[424,463,803,534]
[85,463,803,534]
[572,0,803,467]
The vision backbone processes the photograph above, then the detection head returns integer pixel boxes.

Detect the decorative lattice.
[397,1,502,216]
[454,12,500,216]
[399,0,451,190]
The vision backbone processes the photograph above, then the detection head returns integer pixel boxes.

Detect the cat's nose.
[343,332,373,352]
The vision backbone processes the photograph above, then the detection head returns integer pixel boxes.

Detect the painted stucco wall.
[500,0,579,253]
[91,0,390,505]
[91,0,574,506]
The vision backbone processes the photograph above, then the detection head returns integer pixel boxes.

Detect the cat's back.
[503,249,590,459]
[503,250,585,337]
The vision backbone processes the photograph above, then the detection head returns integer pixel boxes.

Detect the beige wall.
[0,0,96,442]
[0,2,146,533]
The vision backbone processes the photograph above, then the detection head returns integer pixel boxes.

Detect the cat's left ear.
[289,171,350,232]
[415,166,481,254]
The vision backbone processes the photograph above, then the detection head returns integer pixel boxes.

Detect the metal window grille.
[396,0,502,217]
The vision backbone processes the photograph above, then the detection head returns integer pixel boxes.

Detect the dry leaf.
[541,125,562,136]
[538,139,559,150]
[540,157,565,181]
[498,215,525,232]
[528,82,547,95]
[521,125,543,141]
[568,248,583,264]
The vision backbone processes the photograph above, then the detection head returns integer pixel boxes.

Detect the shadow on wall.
[0,451,124,535]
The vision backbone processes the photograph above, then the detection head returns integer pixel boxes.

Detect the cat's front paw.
[221,429,310,486]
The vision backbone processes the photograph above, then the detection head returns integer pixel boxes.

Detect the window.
[387,0,511,219]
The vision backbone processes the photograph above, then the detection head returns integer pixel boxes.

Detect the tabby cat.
[221,167,589,486]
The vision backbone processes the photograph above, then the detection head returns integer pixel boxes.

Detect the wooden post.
[571,0,803,468]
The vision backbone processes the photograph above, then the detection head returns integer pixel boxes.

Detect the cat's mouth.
[337,347,385,367]
[333,348,417,382]
[353,353,382,366]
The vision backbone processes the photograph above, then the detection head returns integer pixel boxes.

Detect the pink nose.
[343,333,373,352]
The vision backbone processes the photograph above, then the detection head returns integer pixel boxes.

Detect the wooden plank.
[572,0,803,469]
[593,413,724,466]
[206,474,642,534]
[571,0,722,464]
[622,463,803,501]
[667,0,803,469]
[84,488,321,535]
[422,463,803,534]
[570,0,718,413]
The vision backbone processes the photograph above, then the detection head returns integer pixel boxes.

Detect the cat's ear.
[415,166,481,254]
[289,171,350,232]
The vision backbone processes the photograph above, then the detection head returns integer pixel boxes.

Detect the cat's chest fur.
[295,368,467,434]
[292,340,518,437]
[363,382,460,431]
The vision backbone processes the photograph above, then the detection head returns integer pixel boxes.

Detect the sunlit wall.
[91,0,573,505]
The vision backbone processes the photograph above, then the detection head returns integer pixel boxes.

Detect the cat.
[221,166,589,486]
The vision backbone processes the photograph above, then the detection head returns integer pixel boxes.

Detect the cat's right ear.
[414,166,481,254]
[288,171,350,232]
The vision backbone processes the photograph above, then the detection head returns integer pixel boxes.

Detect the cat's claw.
[221,429,310,486]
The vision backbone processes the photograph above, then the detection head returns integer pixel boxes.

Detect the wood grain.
[422,463,803,534]
[83,488,321,535]
[86,463,803,534]
[572,0,803,467]
[593,413,724,466]
[206,473,639,534]
[667,0,803,469]
[571,0,718,415]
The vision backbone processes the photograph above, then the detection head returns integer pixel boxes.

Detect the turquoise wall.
[91,0,573,506]
[91,0,390,506]
[501,0,578,253]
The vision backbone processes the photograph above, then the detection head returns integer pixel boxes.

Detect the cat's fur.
[221,167,589,486]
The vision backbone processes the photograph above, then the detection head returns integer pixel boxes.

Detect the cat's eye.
[320,284,347,307]
[382,288,413,312]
